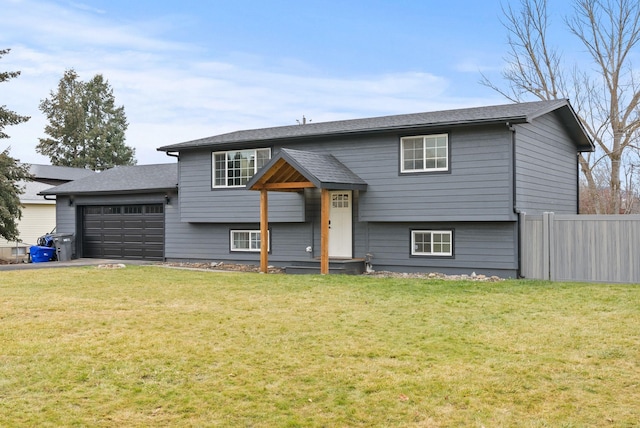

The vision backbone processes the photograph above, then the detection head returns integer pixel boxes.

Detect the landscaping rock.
[162,262,504,281]
[96,263,127,269]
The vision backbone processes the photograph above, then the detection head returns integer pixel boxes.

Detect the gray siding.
[177,149,305,223]
[362,221,518,277]
[165,200,314,263]
[515,112,579,214]
[166,213,518,277]
[176,125,516,225]
[281,126,515,222]
[55,196,76,235]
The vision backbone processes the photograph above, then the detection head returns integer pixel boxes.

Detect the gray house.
[42,99,592,276]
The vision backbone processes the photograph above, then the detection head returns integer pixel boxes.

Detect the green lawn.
[1,266,638,427]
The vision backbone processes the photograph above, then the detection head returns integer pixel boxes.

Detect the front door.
[329,190,352,258]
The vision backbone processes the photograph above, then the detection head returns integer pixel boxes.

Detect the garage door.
[82,204,164,260]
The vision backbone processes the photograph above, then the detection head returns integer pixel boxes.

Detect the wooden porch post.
[320,188,330,274]
[260,189,269,273]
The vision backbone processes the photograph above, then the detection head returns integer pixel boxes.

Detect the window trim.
[212,148,271,189]
[410,229,454,257]
[400,133,449,174]
[11,246,27,256]
[229,229,271,253]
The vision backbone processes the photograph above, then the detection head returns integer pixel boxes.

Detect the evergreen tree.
[0,48,32,242]
[37,69,135,171]
[37,69,86,167]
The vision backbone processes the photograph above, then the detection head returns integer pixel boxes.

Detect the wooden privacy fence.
[521,212,640,283]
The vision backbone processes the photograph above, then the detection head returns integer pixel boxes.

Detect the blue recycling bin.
[30,245,56,263]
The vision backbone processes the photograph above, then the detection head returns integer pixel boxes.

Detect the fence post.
[518,211,525,278]
[542,212,555,281]
[548,212,555,281]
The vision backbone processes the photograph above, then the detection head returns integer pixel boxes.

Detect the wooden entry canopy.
[246,148,367,274]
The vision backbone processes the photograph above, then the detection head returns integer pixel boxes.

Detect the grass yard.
[1,266,639,427]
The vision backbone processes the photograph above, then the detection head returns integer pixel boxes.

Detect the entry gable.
[247,148,367,192]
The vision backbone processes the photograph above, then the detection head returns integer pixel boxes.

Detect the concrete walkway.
[0,258,157,271]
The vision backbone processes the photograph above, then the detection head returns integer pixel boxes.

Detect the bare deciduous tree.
[483,0,640,214]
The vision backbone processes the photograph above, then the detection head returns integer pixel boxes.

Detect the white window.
[401,134,448,173]
[230,230,270,252]
[213,148,271,188]
[332,192,350,208]
[411,230,452,256]
[11,247,27,256]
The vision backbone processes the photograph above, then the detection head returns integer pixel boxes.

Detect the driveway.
[0,258,157,271]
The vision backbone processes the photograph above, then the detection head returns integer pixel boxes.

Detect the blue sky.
[0,0,577,165]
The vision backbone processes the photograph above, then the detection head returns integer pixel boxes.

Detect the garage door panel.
[83,247,103,258]
[82,204,164,261]
[84,220,103,229]
[103,234,124,243]
[103,220,125,229]
[143,250,164,259]
[102,248,125,258]
[144,220,164,229]
[144,235,164,244]
[123,248,143,257]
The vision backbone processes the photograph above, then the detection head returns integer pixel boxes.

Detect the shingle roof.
[39,163,178,196]
[247,148,367,191]
[20,180,57,203]
[158,99,593,152]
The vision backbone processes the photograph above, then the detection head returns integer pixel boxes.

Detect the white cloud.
[68,2,106,14]
[0,0,501,166]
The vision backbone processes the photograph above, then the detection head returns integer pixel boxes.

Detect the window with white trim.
[11,247,27,256]
[411,230,452,256]
[230,230,270,252]
[213,148,271,188]
[401,134,448,173]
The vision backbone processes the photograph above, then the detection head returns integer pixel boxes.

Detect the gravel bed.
[162,262,504,281]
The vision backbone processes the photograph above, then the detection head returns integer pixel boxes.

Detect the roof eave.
[536,99,594,151]
[320,182,368,191]
[39,186,178,197]
[158,117,530,152]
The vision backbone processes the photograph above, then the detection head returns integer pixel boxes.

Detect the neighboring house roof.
[14,164,97,203]
[158,99,594,152]
[20,180,57,204]
[247,148,368,191]
[39,163,178,196]
[28,164,96,182]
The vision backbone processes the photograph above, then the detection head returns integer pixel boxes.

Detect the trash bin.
[30,245,56,263]
[52,233,75,262]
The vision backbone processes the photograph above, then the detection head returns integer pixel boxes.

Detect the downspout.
[508,122,523,279]
[576,153,580,214]
[163,151,180,263]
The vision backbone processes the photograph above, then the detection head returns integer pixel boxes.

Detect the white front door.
[329,190,352,258]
